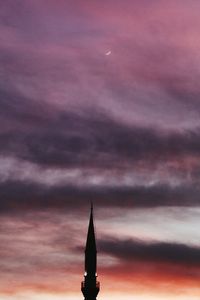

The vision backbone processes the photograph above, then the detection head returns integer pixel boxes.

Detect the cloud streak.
[99,237,200,266]
[1,180,200,214]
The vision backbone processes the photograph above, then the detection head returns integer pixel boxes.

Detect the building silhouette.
[81,204,100,300]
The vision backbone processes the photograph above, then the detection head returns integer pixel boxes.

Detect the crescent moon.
[105,50,111,56]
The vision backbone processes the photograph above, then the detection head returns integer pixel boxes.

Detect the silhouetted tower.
[81,204,100,300]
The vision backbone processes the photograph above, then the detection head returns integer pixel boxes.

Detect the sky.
[1,0,200,299]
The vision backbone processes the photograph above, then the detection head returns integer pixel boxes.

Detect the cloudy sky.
[1,0,200,299]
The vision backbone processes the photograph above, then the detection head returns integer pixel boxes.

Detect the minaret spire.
[81,204,100,300]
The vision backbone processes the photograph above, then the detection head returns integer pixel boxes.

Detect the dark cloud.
[99,237,200,267]
[1,87,200,170]
[0,180,200,214]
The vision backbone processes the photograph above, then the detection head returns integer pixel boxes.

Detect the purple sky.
[1,1,200,300]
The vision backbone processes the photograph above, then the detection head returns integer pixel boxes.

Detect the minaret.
[81,204,100,300]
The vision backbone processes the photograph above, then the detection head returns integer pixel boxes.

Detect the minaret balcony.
[81,281,100,289]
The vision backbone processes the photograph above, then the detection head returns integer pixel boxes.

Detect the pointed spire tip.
[91,201,93,213]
